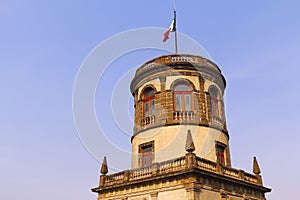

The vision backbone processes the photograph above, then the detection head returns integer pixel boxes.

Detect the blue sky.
[1,0,299,199]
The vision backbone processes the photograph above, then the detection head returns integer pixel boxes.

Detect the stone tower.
[130,54,230,169]
[92,54,271,200]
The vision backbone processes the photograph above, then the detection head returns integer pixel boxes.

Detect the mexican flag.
[163,16,176,42]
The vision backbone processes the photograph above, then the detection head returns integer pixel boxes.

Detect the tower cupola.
[130,54,230,168]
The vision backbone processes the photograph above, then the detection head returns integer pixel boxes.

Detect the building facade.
[92,54,271,200]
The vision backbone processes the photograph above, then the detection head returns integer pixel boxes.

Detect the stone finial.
[185,130,195,153]
[101,156,108,175]
[253,156,261,175]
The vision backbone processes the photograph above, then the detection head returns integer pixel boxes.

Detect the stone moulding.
[130,54,226,95]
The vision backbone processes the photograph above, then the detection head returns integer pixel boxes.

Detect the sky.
[1,0,299,199]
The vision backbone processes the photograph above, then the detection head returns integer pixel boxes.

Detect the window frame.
[209,86,221,118]
[173,82,193,111]
[141,146,153,167]
[142,88,155,118]
[215,142,226,165]
[138,141,154,167]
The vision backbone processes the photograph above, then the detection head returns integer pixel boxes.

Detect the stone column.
[198,76,208,125]
[205,92,211,124]
[185,152,196,169]
[158,76,167,125]
[185,183,201,200]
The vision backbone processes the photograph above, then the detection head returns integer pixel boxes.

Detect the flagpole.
[174,9,178,54]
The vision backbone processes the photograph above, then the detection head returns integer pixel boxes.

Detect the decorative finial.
[253,156,261,175]
[185,130,195,153]
[101,156,108,175]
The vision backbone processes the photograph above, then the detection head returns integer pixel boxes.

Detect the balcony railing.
[98,153,262,189]
[173,111,194,121]
[140,115,155,126]
[135,54,221,77]
[210,115,224,126]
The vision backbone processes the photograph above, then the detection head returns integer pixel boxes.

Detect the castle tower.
[130,54,230,169]
[92,54,271,200]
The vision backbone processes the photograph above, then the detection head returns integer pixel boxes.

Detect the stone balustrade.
[196,157,216,172]
[140,115,155,126]
[210,116,224,126]
[99,153,261,188]
[173,111,194,121]
[135,54,221,77]
[223,166,240,178]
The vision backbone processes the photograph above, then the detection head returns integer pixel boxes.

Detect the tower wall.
[130,54,230,168]
[131,125,230,168]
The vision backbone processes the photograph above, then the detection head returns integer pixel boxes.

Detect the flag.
[163,16,176,42]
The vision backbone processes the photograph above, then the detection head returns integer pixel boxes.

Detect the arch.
[139,84,157,100]
[170,78,195,92]
[172,79,194,111]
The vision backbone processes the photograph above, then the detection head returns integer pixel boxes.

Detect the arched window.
[173,82,193,111]
[209,86,220,118]
[142,88,155,117]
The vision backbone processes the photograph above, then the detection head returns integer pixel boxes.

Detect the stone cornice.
[130,54,226,95]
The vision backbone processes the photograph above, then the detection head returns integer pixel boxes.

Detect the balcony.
[173,111,194,121]
[140,115,155,126]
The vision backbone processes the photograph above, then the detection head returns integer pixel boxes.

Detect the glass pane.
[145,102,149,116]
[185,95,191,111]
[211,100,218,117]
[149,156,152,165]
[144,147,152,153]
[151,99,155,115]
[209,87,218,98]
[216,145,225,165]
[176,95,182,110]
[175,84,190,91]
[145,89,155,98]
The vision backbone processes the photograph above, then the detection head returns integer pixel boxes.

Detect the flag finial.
[253,156,261,175]
[185,130,195,153]
[100,156,108,175]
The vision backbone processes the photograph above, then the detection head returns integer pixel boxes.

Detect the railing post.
[185,152,196,168]
[238,170,245,180]
[216,162,223,174]
[152,163,160,175]
[99,175,106,188]
[124,170,130,181]
[256,174,263,185]
[174,112,177,120]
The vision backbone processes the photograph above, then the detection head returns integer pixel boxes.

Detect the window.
[142,88,155,117]
[216,143,226,165]
[209,86,220,118]
[139,141,154,167]
[174,83,193,111]
[142,146,153,167]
